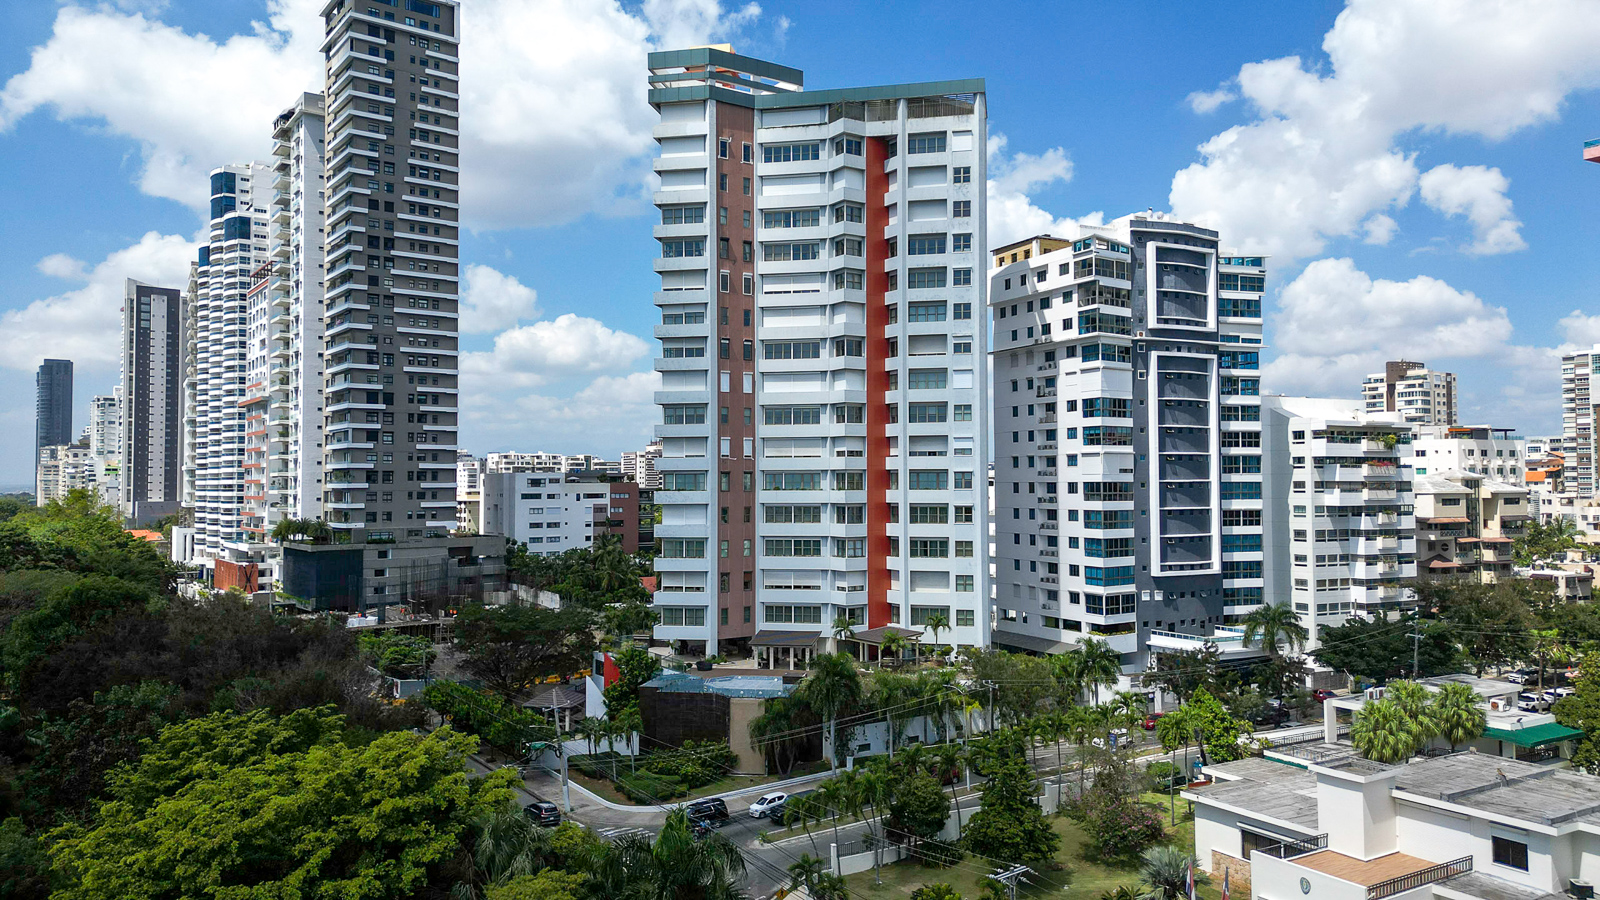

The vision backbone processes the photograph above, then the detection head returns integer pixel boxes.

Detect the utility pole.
[1408,630,1423,678]
[988,864,1034,900]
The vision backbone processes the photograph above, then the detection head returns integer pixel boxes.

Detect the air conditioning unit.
[1489,697,1510,712]
[1365,686,1387,702]
[1569,880,1593,900]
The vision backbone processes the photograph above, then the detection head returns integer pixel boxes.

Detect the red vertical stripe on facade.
[716,104,758,647]
[865,137,892,630]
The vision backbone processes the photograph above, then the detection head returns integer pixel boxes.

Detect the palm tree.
[1078,638,1122,705]
[614,705,643,774]
[594,809,747,900]
[932,742,965,817]
[1053,652,1086,705]
[799,652,866,768]
[1531,629,1567,695]
[881,631,908,665]
[855,768,890,884]
[819,771,857,852]
[451,805,558,900]
[896,742,928,778]
[1241,601,1309,660]
[1431,682,1487,751]
[1141,845,1206,900]
[787,854,828,897]
[831,614,857,659]
[1351,697,1424,763]
[923,612,951,662]
[1386,680,1440,747]
[575,716,605,760]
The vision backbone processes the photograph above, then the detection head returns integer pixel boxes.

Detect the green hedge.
[641,739,739,788]
[616,771,687,803]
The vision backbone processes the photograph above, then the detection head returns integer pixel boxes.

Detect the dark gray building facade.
[35,359,73,452]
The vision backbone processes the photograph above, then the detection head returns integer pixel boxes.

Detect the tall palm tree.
[831,614,857,659]
[896,742,928,778]
[1078,638,1122,705]
[923,612,950,662]
[1351,697,1423,763]
[1053,651,1086,705]
[932,742,964,814]
[575,716,605,760]
[819,772,857,852]
[799,652,866,768]
[1531,629,1567,695]
[1431,682,1487,751]
[1241,601,1309,659]
[615,705,644,774]
[594,809,747,900]
[1141,845,1206,900]
[855,768,890,884]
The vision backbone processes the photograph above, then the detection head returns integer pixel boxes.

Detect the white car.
[748,792,788,819]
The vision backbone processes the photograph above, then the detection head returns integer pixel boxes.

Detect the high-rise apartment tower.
[187,163,271,563]
[1563,346,1600,497]
[122,279,183,523]
[317,0,460,539]
[988,224,1267,675]
[647,47,990,660]
[35,359,73,454]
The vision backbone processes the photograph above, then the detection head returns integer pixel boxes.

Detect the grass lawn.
[845,793,1222,900]
[568,759,830,807]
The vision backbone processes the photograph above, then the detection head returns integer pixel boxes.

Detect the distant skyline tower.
[121,279,182,523]
[35,359,73,453]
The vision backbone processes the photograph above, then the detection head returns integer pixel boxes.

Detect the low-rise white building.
[1412,426,1526,483]
[479,471,644,555]
[1188,739,1596,900]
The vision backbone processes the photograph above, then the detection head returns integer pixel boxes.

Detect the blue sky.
[1,0,1598,486]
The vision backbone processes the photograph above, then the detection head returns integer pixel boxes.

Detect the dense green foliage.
[1556,652,1600,774]
[454,602,598,701]
[1154,689,1254,764]
[963,732,1060,864]
[422,681,557,756]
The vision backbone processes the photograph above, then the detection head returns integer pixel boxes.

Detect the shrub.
[918,838,965,869]
[616,771,686,803]
[1081,795,1166,859]
[641,739,738,788]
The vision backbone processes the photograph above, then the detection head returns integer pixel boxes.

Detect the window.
[1491,837,1528,872]
[908,369,948,390]
[1219,273,1266,293]
[955,540,974,557]
[909,470,949,490]
[908,403,947,423]
[763,472,823,491]
[764,605,823,624]
[661,472,706,491]
[952,200,971,217]
[910,505,948,524]
[952,268,972,286]
[660,239,705,258]
[662,405,707,425]
[763,341,822,360]
[764,209,821,228]
[835,203,865,224]
[910,539,949,558]
[909,302,947,322]
[953,302,972,320]
[661,205,704,224]
[834,137,863,156]
[953,404,973,421]
[907,132,947,154]
[907,268,947,289]
[908,235,947,255]
[833,471,865,491]
[658,607,707,627]
[659,539,706,558]
[764,539,823,557]
[956,609,975,627]
[763,242,821,262]
[763,143,821,163]
[764,406,823,425]
[952,166,971,183]
[718,137,730,158]
[953,471,973,489]
[951,233,973,252]
[1083,397,1131,418]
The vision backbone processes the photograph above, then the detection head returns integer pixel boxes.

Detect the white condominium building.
[1260,397,1417,651]
[1411,425,1525,481]
[186,162,271,564]
[623,441,664,489]
[646,47,990,658]
[988,223,1268,672]
[1361,360,1457,426]
[1562,346,1600,496]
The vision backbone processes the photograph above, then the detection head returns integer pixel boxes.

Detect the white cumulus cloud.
[1418,163,1526,255]
[985,134,1101,249]
[0,232,194,373]
[1169,0,1600,260]
[1,0,775,229]
[1186,87,1236,114]
[461,313,651,389]
[460,264,538,334]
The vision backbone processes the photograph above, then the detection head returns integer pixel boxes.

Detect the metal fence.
[1367,856,1472,900]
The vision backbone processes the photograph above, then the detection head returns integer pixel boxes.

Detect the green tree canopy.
[1310,615,1461,684]
[963,732,1060,864]
[1555,651,1600,775]
[1155,689,1254,765]
[49,710,516,899]
[454,602,598,701]
[884,769,950,844]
